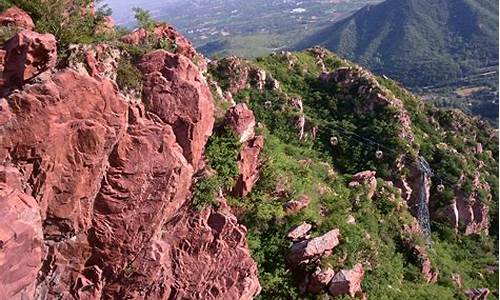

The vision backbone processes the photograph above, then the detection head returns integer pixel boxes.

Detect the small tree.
[133,7,155,32]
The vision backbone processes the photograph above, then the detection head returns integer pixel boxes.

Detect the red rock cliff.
[0,7,260,300]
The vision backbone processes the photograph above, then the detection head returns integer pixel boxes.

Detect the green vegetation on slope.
[208,49,499,299]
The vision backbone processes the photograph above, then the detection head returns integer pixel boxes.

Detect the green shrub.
[116,58,143,92]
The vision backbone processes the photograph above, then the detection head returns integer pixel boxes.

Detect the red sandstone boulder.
[287,222,313,241]
[464,288,490,300]
[284,195,311,214]
[0,70,128,235]
[0,7,34,30]
[0,184,43,299]
[287,229,341,266]
[138,50,215,170]
[224,103,256,143]
[349,170,377,200]
[306,267,335,294]
[3,30,57,86]
[328,263,365,297]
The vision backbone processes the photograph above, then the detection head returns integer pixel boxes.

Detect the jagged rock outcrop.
[3,30,57,86]
[435,171,491,235]
[210,57,279,95]
[402,219,439,283]
[0,16,260,299]
[348,170,377,200]
[233,135,264,197]
[303,267,335,294]
[223,103,264,197]
[328,264,365,297]
[287,229,340,267]
[122,23,207,72]
[67,43,121,80]
[138,50,215,170]
[0,183,43,300]
[0,6,34,30]
[224,103,256,143]
[287,222,313,241]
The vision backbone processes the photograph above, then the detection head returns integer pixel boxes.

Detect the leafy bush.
[192,127,241,210]
[3,0,114,53]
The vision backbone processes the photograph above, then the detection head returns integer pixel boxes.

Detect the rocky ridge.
[0,7,260,299]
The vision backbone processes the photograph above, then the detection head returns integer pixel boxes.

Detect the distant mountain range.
[104,0,382,58]
[295,0,499,88]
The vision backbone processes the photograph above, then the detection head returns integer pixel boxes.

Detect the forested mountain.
[296,0,499,88]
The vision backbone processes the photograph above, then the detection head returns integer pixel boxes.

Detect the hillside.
[0,1,498,300]
[295,0,499,88]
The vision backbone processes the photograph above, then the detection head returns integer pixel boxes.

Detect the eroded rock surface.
[3,30,57,86]
[0,6,34,30]
[0,21,260,297]
[0,184,43,300]
[224,103,256,143]
[287,229,341,266]
[138,50,215,170]
[328,263,365,297]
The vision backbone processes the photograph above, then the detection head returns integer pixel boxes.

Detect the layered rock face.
[0,8,260,299]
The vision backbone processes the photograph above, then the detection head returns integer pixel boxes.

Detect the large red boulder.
[328,263,365,297]
[0,7,34,30]
[0,70,128,235]
[287,229,341,266]
[0,184,43,299]
[3,30,57,86]
[138,50,215,170]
